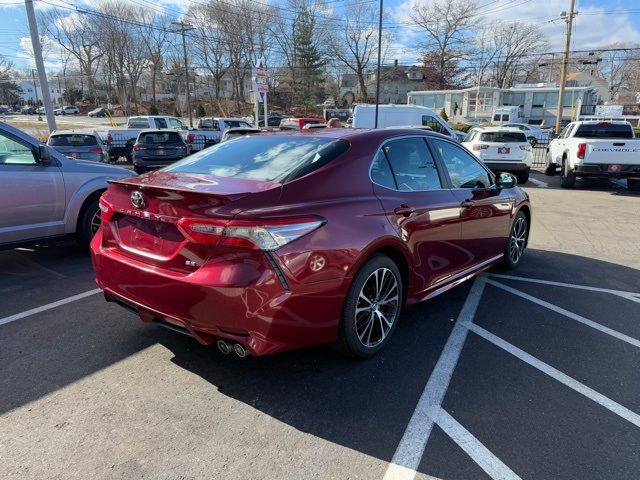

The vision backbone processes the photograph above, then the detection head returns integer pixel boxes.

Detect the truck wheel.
[544,152,556,176]
[517,171,529,184]
[628,179,640,192]
[560,159,576,188]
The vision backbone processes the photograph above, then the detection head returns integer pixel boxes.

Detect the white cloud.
[16,35,66,70]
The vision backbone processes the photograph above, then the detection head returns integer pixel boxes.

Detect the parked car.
[463,127,532,184]
[54,106,80,115]
[131,129,190,174]
[0,105,10,115]
[257,113,284,127]
[35,107,45,115]
[185,117,254,151]
[545,120,640,190]
[47,130,110,163]
[91,128,531,358]
[352,104,466,141]
[0,121,132,248]
[88,107,112,118]
[502,123,551,146]
[220,127,263,142]
[21,106,37,115]
[279,117,325,130]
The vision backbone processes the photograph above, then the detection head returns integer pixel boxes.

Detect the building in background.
[16,80,63,105]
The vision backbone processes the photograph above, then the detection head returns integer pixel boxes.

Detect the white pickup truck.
[545,120,640,191]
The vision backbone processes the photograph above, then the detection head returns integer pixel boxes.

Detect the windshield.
[48,134,98,147]
[574,123,634,139]
[479,131,527,143]
[165,136,349,182]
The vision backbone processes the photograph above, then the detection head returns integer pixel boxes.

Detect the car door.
[430,138,514,267]
[0,131,65,245]
[371,136,469,292]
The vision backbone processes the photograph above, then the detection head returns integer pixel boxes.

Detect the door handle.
[394,204,415,217]
[461,200,475,209]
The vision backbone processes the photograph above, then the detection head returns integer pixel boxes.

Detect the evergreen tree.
[293,10,326,106]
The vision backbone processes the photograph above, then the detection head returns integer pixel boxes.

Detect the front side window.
[433,139,491,189]
[0,133,37,165]
[421,116,446,134]
[169,118,185,129]
[381,137,442,191]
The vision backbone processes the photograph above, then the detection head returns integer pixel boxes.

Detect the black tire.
[501,210,528,270]
[628,178,640,192]
[544,151,557,176]
[517,170,529,184]
[336,254,403,358]
[76,197,101,246]
[527,136,537,146]
[560,158,576,188]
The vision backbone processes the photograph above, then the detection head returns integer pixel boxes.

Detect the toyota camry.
[91,129,531,357]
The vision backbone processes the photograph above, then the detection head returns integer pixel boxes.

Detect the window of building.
[532,92,558,108]
[502,92,525,107]
[469,91,493,113]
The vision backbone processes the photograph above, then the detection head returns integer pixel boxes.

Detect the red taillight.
[472,144,489,151]
[186,133,194,143]
[106,134,113,143]
[577,143,587,159]
[99,197,114,222]
[89,148,103,154]
[133,144,144,151]
[177,217,325,250]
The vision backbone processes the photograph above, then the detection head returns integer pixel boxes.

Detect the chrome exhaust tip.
[233,343,250,358]
[217,340,232,354]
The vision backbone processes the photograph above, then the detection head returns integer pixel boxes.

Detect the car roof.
[255,128,452,144]
[138,128,182,134]
[50,129,98,135]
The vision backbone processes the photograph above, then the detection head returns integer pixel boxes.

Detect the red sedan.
[91,129,531,357]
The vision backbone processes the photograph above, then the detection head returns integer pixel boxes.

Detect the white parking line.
[489,274,640,304]
[487,279,640,349]
[434,408,522,480]
[383,276,487,480]
[0,289,101,327]
[466,322,640,429]
[527,177,549,188]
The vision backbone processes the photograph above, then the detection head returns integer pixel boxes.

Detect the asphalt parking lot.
[1,171,639,480]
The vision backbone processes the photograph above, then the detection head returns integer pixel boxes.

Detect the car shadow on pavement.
[157,248,640,468]
[527,170,639,196]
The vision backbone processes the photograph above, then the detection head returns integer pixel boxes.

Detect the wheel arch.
[75,188,106,234]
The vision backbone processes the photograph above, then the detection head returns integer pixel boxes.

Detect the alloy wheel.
[90,209,102,235]
[355,267,399,348]
[509,216,527,264]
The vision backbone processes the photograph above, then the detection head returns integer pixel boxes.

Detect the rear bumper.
[483,162,530,173]
[90,231,346,355]
[574,164,640,178]
[133,155,187,169]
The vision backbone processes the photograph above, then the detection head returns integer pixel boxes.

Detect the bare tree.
[412,0,477,89]
[140,12,172,107]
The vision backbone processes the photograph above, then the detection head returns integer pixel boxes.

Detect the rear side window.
[165,136,349,182]
[381,137,442,191]
[574,123,633,139]
[479,132,527,143]
[49,134,98,146]
[128,118,150,128]
[370,151,396,189]
[139,132,184,144]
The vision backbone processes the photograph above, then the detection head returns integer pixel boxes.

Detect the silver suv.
[0,121,133,248]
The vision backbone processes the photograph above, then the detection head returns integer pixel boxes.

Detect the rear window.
[165,136,349,182]
[48,134,98,147]
[479,131,527,143]
[128,118,150,128]
[574,123,634,139]
[138,132,184,144]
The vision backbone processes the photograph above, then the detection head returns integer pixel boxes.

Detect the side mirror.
[496,172,517,190]
[38,145,52,165]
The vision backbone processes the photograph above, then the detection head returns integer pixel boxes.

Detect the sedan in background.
[88,107,112,118]
[47,130,110,163]
[463,127,532,184]
[131,129,189,174]
[502,123,551,146]
[92,129,531,358]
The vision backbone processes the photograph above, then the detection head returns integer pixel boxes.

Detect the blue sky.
[1,0,639,71]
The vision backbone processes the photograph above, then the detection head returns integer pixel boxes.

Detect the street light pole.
[374,0,383,128]
[172,21,195,128]
[555,0,576,134]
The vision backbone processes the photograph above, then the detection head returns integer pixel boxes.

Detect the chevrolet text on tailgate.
[545,120,640,190]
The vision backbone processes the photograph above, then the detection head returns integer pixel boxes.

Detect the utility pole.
[374,0,383,128]
[172,21,195,128]
[555,0,576,134]
[31,69,40,119]
[25,0,56,132]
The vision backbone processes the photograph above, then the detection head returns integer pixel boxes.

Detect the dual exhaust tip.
[217,339,250,358]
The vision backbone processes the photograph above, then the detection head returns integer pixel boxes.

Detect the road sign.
[252,57,269,94]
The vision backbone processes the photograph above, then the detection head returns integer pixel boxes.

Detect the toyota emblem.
[131,190,146,209]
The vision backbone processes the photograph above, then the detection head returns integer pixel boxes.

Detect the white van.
[352,104,465,141]
[492,106,525,125]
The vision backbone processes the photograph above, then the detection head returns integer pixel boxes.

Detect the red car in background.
[278,117,325,130]
[91,129,531,358]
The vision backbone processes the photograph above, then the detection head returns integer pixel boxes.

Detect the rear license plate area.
[498,147,510,154]
[608,164,622,172]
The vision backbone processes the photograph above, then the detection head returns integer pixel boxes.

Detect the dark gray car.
[132,129,189,174]
[47,130,109,163]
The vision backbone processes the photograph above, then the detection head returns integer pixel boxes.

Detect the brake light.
[133,144,144,151]
[519,145,531,151]
[472,144,489,151]
[89,148,103,154]
[98,197,115,222]
[186,133,195,143]
[177,217,325,250]
[577,143,587,159]
[106,134,113,143]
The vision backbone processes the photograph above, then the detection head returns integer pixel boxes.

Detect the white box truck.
[351,104,465,141]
